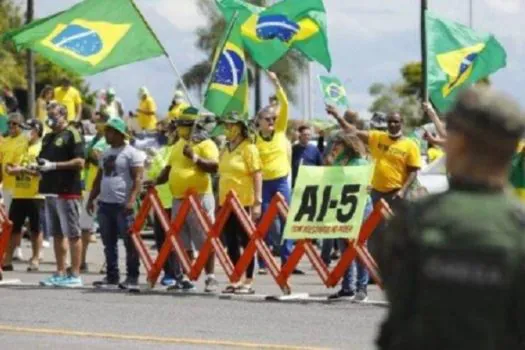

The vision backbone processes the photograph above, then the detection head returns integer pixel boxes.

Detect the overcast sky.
[16,0,525,120]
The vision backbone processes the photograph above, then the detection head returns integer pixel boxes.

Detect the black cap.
[25,118,43,137]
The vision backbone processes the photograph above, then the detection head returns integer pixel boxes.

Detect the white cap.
[138,86,149,97]
[173,90,185,103]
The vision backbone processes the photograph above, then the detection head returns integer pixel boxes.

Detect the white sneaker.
[13,247,24,261]
[354,290,368,303]
[42,240,51,248]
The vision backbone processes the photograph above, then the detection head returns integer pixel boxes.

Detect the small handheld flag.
[318,75,349,108]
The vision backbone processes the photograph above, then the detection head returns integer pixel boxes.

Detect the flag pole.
[204,11,240,102]
[469,0,473,27]
[421,0,428,102]
[26,0,36,119]
[129,0,196,107]
[165,56,195,106]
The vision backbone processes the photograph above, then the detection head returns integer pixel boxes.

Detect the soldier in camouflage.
[377,86,525,349]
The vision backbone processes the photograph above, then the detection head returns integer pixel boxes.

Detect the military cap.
[447,86,525,138]
[177,106,200,126]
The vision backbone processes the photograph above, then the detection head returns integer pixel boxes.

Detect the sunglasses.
[387,119,401,124]
[262,117,276,123]
[8,121,19,127]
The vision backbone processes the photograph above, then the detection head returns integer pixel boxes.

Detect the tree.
[0,1,26,88]
[368,82,422,128]
[400,61,423,97]
[369,61,492,127]
[368,62,424,126]
[183,0,306,109]
[0,0,94,106]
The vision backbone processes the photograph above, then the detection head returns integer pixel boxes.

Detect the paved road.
[0,239,387,349]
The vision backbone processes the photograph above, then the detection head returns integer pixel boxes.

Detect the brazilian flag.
[203,15,249,117]
[3,0,165,76]
[319,75,349,108]
[425,11,507,113]
[216,0,332,71]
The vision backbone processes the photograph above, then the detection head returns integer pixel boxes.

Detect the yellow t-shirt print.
[368,131,422,193]
[13,142,43,199]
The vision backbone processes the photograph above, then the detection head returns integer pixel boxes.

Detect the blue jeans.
[341,197,374,292]
[98,202,140,282]
[258,176,293,267]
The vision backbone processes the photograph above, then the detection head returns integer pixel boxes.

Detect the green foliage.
[0,0,93,105]
[184,0,305,103]
[368,63,423,127]
[399,61,423,96]
[0,1,26,88]
[369,61,492,127]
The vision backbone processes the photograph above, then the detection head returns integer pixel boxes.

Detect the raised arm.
[325,105,370,144]
[422,101,447,139]
[268,71,288,133]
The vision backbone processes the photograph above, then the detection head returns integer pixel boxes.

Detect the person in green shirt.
[325,131,374,301]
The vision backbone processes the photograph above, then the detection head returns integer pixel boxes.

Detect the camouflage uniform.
[377,87,525,350]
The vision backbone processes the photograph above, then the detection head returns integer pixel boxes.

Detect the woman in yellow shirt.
[36,86,53,133]
[218,112,262,294]
[136,86,157,131]
[254,71,297,274]
[167,90,189,121]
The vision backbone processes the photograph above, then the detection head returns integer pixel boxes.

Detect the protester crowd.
[2,73,523,302]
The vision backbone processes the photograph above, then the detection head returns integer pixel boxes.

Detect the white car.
[418,156,448,195]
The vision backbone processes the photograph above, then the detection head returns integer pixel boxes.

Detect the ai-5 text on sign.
[283,165,373,240]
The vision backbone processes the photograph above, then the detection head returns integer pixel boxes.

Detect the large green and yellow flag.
[426,11,507,113]
[3,0,165,76]
[216,0,331,71]
[203,15,249,117]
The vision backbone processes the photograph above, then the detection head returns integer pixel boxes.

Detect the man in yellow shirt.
[54,78,82,123]
[136,87,157,131]
[2,119,43,272]
[327,106,422,259]
[167,90,189,121]
[254,71,298,274]
[150,107,219,292]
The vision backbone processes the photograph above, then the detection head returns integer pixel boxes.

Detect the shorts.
[9,198,43,234]
[45,197,81,239]
[171,194,215,251]
[2,189,12,214]
[79,196,97,231]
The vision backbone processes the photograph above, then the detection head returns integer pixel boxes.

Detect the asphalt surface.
[0,238,387,349]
